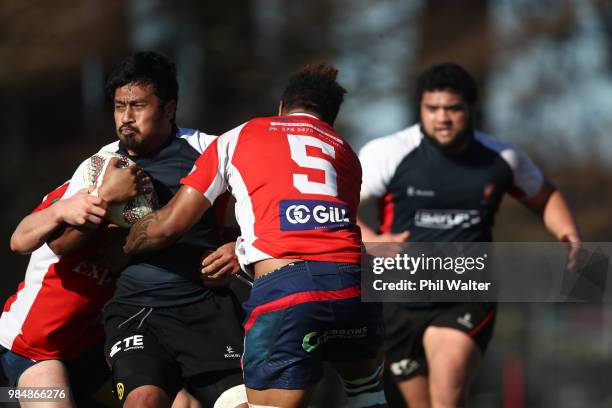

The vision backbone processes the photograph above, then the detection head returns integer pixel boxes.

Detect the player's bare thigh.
[423,326,482,408]
[18,360,73,408]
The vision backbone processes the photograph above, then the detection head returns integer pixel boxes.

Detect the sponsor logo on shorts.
[280,200,351,231]
[457,313,474,329]
[302,332,320,353]
[116,383,125,400]
[109,335,144,358]
[224,345,241,359]
[302,327,369,352]
[415,209,481,229]
[390,358,419,377]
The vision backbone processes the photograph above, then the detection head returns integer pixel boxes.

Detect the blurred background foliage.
[1,1,611,406]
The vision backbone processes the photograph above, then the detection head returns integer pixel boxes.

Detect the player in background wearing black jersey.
[358,63,581,408]
[52,52,247,408]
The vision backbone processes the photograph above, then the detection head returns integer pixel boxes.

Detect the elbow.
[160,226,182,244]
[155,220,185,248]
[151,213,187,247]
[9,235,30,255]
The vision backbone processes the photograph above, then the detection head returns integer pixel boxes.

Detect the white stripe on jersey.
[199,124,242,203]
[216,123,271,274]
[178,128,217,154]
[359,124,423,198]
[474,132,544,199]
[0,245,58,350]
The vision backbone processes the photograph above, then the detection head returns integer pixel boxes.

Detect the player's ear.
[164,99,177,120]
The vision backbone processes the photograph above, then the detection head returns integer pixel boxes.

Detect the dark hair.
[415,63,478,106]
[105,51,178,106]
[280,63,347,125]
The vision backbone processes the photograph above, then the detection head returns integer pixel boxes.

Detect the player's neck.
[282,109,321,120]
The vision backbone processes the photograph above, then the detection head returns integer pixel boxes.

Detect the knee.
[428,378,465,408]
[124,386,171,408]
[427,359,474,407]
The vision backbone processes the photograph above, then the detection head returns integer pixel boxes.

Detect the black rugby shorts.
[384,302,496,381]
[103,289,244,403]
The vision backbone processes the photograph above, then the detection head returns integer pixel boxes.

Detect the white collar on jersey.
[287,112,319,119]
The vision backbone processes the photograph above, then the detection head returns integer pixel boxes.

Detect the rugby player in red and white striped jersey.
[0,163,144,407]
[123,63,388,408]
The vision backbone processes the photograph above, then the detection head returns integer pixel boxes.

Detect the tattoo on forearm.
[124,212,160,254]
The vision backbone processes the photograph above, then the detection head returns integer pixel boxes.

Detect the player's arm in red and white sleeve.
[10,183,106,255]
[124,124,243,255]
[48,157,149,255]
[357,138,410,243]
[180,129,241,284]
[507,145,581,265]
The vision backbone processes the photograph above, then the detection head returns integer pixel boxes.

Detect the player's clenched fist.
[56,189,107,228]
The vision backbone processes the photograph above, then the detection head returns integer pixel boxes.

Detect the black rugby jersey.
[67,128,222,307]
[359,124,544,242]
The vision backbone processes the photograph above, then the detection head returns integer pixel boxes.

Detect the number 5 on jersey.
[287,135,338,197]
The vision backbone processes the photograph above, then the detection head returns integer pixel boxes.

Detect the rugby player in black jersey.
[357,63,581,408]
[52,52,247,408]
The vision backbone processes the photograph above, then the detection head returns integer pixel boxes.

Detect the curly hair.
[280,63,347,125]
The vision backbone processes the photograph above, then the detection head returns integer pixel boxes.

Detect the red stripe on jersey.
[235,117,362,262]
[180,115,363,264]
[378,193,395,234]
[8,247,114,360]
[468,309,496,337]
[1,181,115,361]
[181,138,220,195]
[34,182,70,212]
[4,182,68,315]
[244,285,361,333]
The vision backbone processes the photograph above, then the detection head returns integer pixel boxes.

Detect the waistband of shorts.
[244,262,361,310]
[252,261,359,288]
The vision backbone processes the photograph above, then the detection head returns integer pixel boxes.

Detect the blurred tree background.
[1,0,611,406]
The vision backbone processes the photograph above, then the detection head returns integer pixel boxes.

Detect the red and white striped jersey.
[0,183,115,361]
[181,113,363,269]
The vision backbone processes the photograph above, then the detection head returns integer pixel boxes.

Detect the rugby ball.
[82,151,158,228]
